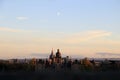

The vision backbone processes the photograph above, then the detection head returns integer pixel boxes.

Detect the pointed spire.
[49,48,54,59]
[56,49,61,58]
[51,48,53,54]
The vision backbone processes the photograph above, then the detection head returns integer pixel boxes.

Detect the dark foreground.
[0,71,120,80]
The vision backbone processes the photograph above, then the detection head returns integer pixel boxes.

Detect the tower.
[55,49,62,63]
[49,49,55,62]
[56,49,61,58]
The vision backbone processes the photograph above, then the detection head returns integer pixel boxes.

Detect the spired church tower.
[49,49,62,63]
[56,49,61,58]
[55,49,62,63]
[49,49,55,63]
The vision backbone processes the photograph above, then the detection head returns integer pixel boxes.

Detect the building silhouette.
[49,49,62,63]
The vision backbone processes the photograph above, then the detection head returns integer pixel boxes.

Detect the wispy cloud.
[64,30,112,44]
[16,16,28,20]
[96,52,120,56]
[30,53,49,58]
[0,27,32,32]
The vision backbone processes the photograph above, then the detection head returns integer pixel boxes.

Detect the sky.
[0,0,120,59]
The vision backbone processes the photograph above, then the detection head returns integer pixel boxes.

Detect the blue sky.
[0,0,120,59]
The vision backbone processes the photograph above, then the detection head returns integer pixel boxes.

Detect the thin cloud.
[64,30,112,44]
[30,53,49,58]
[0,27,32,32]
[96,52,120,56]
[16,16,28,20]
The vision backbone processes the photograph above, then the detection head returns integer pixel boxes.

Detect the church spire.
[51,48,53,54]
[49,48,54,59]
[56,49,61,58]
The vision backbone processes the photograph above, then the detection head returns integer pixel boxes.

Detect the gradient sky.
[0,0,120,59]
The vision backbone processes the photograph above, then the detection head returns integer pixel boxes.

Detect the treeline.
[0,63,35,72]
[0,58,120,72]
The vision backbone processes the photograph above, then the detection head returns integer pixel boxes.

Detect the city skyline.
[0,0,120,59]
